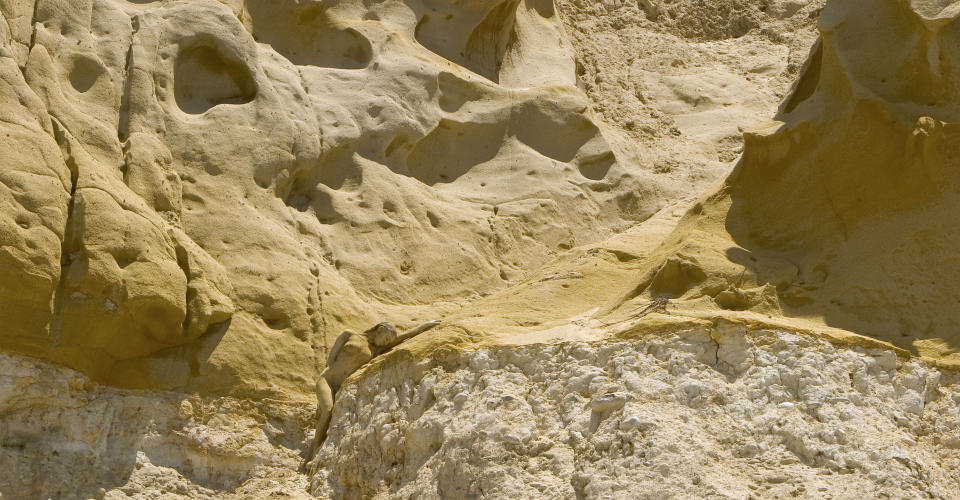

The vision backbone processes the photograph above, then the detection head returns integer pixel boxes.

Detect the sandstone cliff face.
[728,0,960,359]
[308,0,960,496]
[0,0,684,400]
[5,0,960,498]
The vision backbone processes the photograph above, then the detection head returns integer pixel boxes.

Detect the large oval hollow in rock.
[174,42,256,114]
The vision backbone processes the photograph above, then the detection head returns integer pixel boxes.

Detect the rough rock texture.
[305,0,960,497]
[0,352,313,499]
[0,0,694,400]
[311,319,960,499]
[9,0,960,498]
[605,0,960,365]
[559,0,822,184]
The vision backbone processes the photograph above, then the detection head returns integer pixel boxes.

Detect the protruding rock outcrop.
[310,321,960,498]
[613,0,960,364]
[306,1,960,496]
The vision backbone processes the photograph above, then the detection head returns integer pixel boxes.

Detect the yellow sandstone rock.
[0,0,682,400]
[8,0,960,497]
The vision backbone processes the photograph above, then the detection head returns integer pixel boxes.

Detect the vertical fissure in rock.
[26,0,38,53]
[308,272,329,375]
[117,16,139,144]
[173,242,193,338]
[48,118,80,347]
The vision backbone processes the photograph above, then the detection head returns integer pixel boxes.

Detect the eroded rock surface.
[0,353,314,499]
[10,0,960,498]
[311,321,960,498]
[607,0,960,364]
[306,0,960,498]
[0,0,686,399]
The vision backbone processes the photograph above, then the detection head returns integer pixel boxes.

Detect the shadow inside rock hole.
[405,119,505,185]
[174,41,257,115]
[399,79,615,185]
[67,54,106,94]
[415,0,564,82]
[244,0,372,69]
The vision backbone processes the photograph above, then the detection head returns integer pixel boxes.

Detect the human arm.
[393,320,441,345]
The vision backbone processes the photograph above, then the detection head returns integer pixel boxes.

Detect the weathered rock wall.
[310,321,960,498]
[608,0,960,366]
[18,0,960,499]
[0,0,692,400]
[306,1,960,498]
[0,352,314,499]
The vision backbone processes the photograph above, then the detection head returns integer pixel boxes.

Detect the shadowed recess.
[174,42,256,114]
[244,0,372,69]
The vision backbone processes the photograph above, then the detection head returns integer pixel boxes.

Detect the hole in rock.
[245,1,372,69]
[514,102,602,163]
[265,317,288,331]
[577,152,615,180]
[174,42,256,114]
[405,120,505,185]
[427,211,441,227]
[69,56,104,93]
[114,251,138,269]
[414,0,520,83]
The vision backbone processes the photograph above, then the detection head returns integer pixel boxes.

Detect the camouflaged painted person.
[312,320,441,451]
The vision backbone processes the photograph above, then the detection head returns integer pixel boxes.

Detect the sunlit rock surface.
[7,0,960,498]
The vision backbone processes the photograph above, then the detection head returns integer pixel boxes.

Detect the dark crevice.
[462,0,520,83]
[307,272,328,375]
[48,118,81,347]
[173,242,193,338]
[117,16,138,143]
[25,0,39,70]
[779,38,822,116]
[485,216,509,281]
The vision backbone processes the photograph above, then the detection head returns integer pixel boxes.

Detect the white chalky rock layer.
[312,322,960,499]
[0,353,314,499]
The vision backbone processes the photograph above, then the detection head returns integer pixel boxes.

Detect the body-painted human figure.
[312,320,440,451]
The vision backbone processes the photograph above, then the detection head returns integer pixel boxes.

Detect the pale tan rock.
[304,0,960,497]
[52,122,188,361]
[0,0,694,399]
[0,353,314,499]
[600,0,960,366]
[14,0,960,498]
[0,46,71,354]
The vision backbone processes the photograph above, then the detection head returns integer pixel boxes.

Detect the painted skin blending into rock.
[312,320,440,452]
